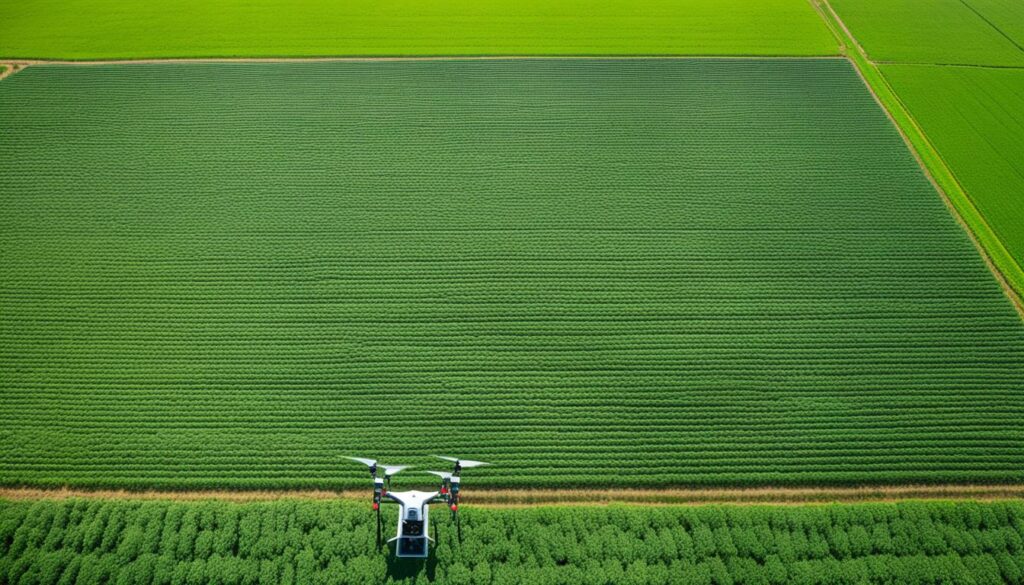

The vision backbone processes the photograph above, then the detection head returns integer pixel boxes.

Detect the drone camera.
[402,519,424,536]
[397,536,427,558]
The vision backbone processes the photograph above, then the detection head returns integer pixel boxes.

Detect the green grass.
[0,0,837,60]
[881,65,1024,273]
[2,60,1023,490]
[3,499,1024,584]
[829,0,1024,65]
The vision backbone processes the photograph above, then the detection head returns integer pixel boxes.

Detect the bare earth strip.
[2,486,1023,507]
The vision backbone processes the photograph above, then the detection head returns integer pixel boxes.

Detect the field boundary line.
[815,0,1024,316]
[958,0,1024,56]
[873,60,1024,70]
[2,485,1024,507]
[1,55,847,68]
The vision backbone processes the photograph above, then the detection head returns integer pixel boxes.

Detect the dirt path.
[3,485,1023,507]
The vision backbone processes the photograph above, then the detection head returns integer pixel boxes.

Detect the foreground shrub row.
[2,499,1024,584]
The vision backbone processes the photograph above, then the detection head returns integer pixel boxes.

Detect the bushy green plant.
[3,499,1024,584]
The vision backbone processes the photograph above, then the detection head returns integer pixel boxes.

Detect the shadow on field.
[386,555,435,582]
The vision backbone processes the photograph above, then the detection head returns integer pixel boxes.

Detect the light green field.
[0,0,836,60]
[966,0,1024,49]
[830,0,1024,65]
[882,65,1024,271]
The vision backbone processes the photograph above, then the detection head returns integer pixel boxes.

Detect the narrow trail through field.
[3,485,1023,507]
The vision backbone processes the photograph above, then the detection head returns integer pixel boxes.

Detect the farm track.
[0,64,21,80]
[3,485,1024,507]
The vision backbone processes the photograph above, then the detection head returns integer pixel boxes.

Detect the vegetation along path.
[4,485,1024,506]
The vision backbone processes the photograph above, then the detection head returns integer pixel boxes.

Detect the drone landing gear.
[376,507,384,551]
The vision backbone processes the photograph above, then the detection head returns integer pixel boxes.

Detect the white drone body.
[386,490,438,557]
[344,455,491,558]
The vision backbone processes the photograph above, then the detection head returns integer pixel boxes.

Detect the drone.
[344,455,491,558]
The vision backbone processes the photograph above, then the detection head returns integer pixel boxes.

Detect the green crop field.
[3,499,1024,584]
[2,59,1023,490]
[2,2,1024,583]
[0,0,837,60]
[881,65,1024,269]
[966,0,1024,49]
[829,0,1024,66]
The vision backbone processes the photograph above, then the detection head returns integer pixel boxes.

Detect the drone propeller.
[424,470,452,480]
[344,456,378,467]
[344,456,381,478]
[382,464,411,477]
[434,455,490,469]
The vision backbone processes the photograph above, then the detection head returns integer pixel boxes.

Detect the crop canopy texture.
[0,0,837,60]
[2,499,1024,584]
[1,60,1023,489]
